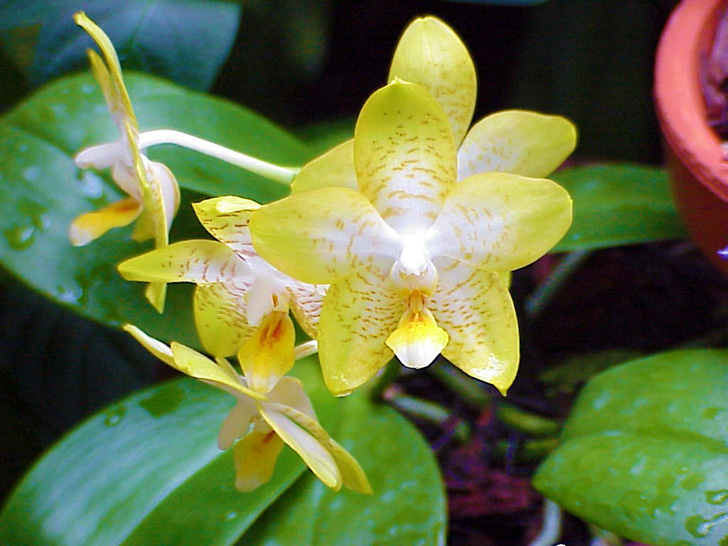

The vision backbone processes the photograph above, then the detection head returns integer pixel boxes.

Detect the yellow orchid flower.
[124,326,370,494]
[249,80,573,397]
[118,196,325,392]
[291,16,576,194]
[69,12,180,311]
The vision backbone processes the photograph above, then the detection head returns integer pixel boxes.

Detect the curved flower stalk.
[118,196,325,393]
[249,80,573,396]
[291,16,577,194]
[69,12,180,312]
[124,326,370,494]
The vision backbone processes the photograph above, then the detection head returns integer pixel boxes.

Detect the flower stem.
[528,500,562,546]
[525,249,592,318]
[429,362,491,408]
[383,388,470,443]
[497,402,561,437]
[138,129,300,185]
[294,340,318,360]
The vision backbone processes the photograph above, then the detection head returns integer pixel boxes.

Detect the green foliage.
[0,359,446,545]
[0,0,240,90]
[534,350,728,546]
[552,163,686,252]
[0,71,309,345]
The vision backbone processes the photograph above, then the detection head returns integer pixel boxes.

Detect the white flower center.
[389,233,437,294]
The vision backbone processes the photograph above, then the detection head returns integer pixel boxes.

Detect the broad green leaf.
[0,72,309,344]
[0,377,304,546]
[242,392,447,545]
[534,350,728,546]
[0,358,446,545]
[0,0,240,91]
[551,164,687,252]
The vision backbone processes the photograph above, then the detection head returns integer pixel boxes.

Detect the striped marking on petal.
[118,240,250,285]
[318,273,405,396]
[354,81,457,233]
[389,16,476,147]
[193,196,261,257]
[429,259,518,395]
[426,172,572,272]
[250,186,400,285]
[286,281,326,340]
[458,110,577,180]
[194,281,255,358]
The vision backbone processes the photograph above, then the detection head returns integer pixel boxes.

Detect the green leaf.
[0,71,309,344]
[551,164,687,252]
[242,393,447,545]
[0,376,304,546]
[0,359,446,545]
[0,0,240,91]
[534,350,728,546]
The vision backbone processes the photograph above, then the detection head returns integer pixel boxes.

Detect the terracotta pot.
[654,0,728,274]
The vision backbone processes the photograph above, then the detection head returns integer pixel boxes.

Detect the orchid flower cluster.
[71,12,575,494]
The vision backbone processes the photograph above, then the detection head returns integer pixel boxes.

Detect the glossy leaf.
[0,72,309,344]
[243,392,447,545]
[0,0,240,90]
[0,358,446,545]
[534,350,728,546]
[551,164,687,252]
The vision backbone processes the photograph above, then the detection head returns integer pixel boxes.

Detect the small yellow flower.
[118,196,324,392]
[249,79,573,397]
[69,12,180,311]
[124,326,370,494]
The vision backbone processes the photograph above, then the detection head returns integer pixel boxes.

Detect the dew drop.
[104,405,127,427]
[706,490,728,506]
[685,512,728,538]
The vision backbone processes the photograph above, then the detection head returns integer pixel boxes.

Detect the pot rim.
[654,0,728,202]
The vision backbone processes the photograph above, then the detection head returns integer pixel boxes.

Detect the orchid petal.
[249,186,400,285]
[266,376,316,417]
[388,16,476,147]
[192,196,260,256]
[429,260,519,395]
[458,110,577,180]
[267,378,372,493]
[426,172,572,271]
[231,429,285,492]
[218,397,257,450]
[291,139,357,194]
[354,80,457,233]
[123,324,176,366]
[324,437,372,494]
[75,139,127,171]
[238,312,296,394]
[386,307,449,369]
[169,342,266,400]
[194,282,254,358]
[76,13,137,130]
[118,240,249,285]
[286,282,325,340]
[68,197,141,246]
[318,275,405,396]
[258,404,341,490]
